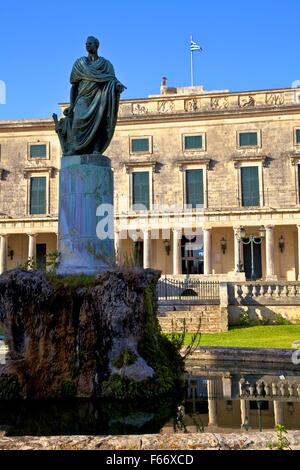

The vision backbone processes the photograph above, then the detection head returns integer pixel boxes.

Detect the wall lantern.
[220,237,227,254]
[163,239,171,256]
[7,248,14,260]
[279,235,285,253]
[259,225,266,239]
[239,226,246,239]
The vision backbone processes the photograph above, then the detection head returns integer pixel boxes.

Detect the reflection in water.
[0,367,300,436]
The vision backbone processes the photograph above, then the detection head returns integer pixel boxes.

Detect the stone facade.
[1,85,300,280]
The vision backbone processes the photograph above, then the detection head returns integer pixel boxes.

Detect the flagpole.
[190,35,194,86]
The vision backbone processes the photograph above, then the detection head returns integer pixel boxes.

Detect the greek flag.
[190,37,203,52]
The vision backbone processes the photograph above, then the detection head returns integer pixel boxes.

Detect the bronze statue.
[53,36,125,155]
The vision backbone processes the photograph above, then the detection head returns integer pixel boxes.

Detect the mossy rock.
[112,348,137,369]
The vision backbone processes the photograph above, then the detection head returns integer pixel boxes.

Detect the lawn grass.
[170,324,300,349]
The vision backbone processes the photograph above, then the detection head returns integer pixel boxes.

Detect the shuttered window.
[184,135,203,150]
[132,172,150,209]
[241,166,260,207]
[239,132,258,147]
[30,144,47,158]
[30,177,47,214]
[186,169,204,208]
[131,138,150,153]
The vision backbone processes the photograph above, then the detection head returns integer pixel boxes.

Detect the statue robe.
[69,56,120,154]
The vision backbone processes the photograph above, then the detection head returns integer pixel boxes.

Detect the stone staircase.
[158,304,228,333]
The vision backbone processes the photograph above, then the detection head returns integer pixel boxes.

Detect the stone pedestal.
[57,154,114,274]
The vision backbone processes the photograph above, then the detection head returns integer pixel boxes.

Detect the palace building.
[1,82,300,281]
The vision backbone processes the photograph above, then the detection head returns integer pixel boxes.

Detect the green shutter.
[186,169,204,208]
[184,135,203,150]
[131,138,149,153]
[241,167,260,207]
[239,132,258,147]
[133,172,150,209]
[30,177,47,214]
[296,130,300,144]
[30,144,47,158]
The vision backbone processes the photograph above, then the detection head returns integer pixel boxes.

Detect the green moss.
[47,273,97,290]
[112,348,137,369]
[0,374,21,400]
[60,381,76,398]
[103,281,184,400]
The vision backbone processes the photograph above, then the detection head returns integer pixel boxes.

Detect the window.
[30,176,47,214]
[239,132,258,147]
[132,171,150,209]
[29,144,47,159]
[131,138,150,153]
[296,129,300,144]
[186,169,204,208]
[241,166,260,207]
[184,135,203,150]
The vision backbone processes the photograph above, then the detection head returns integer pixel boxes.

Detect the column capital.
[0,233,8,238]
[172,227,182,236]
[27,233,38,238]
[265,225,275,231]
[203,226,212,232]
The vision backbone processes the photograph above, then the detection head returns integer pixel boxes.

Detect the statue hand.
[116,83,126,93]
[63,106,74,117]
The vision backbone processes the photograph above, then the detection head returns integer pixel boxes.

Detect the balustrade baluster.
[267,285,273,297]
[282,285,288,297]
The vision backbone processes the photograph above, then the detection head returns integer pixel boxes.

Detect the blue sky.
[0,0,300,120]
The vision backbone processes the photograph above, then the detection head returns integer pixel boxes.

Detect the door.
[181,236,204,275]
[36,243,47,270]
[243,238,262,280]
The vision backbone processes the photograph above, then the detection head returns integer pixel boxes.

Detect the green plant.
[122,252,137,267]
[239,310,251,326]
[112,348,137,369]
[60,380,76,398]
[46,250,61,272]
[19,257,37,270]
[273,314,291,325]
[268,424,291,450]
[168,319,202,360]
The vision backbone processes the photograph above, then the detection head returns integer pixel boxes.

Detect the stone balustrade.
[229,282,300,305]
[239,378,300,400]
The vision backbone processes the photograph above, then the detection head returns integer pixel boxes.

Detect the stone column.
[240,399,251,429]
[115,231,123,266]
[298,226,300,280]
[0,234,8,275]
[143,230,151,269]
[273,400,284,426]
[233,227,242,272]
[207,379,218,426]
[28,233,37,269]
[265,225,275,279]
[173,229,182,275]
[203,228,212,275]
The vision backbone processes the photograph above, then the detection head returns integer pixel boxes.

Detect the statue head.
[86,36,100,54]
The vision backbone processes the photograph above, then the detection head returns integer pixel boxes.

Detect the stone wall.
[158,305,228,333]
[229,305,300,325]
[0,431,300,450]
